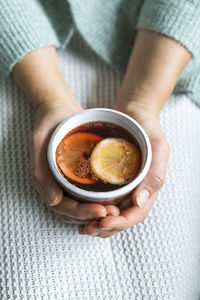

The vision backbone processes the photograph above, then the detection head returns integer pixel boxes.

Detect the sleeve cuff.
[136,0,200,57]
[0,1,61,76]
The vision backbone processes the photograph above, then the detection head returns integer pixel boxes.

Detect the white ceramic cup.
[47,108,152,204]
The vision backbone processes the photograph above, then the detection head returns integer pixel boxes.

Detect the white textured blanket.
[0,34,200,300]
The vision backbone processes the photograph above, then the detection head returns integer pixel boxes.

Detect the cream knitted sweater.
[0,34,200,300]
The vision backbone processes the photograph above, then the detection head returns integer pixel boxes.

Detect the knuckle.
[151,135,163,145]
[137,208,150,223]
[28,166,38,188]
[143,211,149,220]
[32,167,45,184]
[151,174,165,189]
[138,213,148,223]
[60,216,73,224]
[152,136,170,157]
[33,130,45,142]
[138,218,145,224]
[75,205,91,220]
[76,215,88,221]
[119,225,127,231]
[51,206,59,213]
[73,210,84,220]
[30,130,45,149]
[162,139,170,157]
[29,135,36,150]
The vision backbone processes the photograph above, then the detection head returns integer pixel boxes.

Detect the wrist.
[12,46,83,115]
[35,96,82,112]
[33,96,83,130]
[35,99,83,124]
[33,98,83,135]
[113,30,191,120]
[113,86,163,119]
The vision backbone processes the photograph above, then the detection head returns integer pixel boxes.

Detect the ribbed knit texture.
[0,1,200,106]
[0,33,200,300]
[0,0,73,74]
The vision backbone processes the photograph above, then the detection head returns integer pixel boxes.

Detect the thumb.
[38,172,63,207]
[29,163,63,207]
[132,137,170,208]
[29,130,63,206]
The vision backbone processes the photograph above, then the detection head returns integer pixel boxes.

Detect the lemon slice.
[90,138,140,185]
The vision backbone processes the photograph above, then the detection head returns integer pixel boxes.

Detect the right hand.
[29,101,120,224]
[79,104,170,237]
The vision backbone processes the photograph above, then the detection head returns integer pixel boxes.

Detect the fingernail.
[99,228,113,231]
[93,213,106,218]
[90,232,99,236]
[111,212,119,216]
[46,190,58,206]
[137,189,150,208]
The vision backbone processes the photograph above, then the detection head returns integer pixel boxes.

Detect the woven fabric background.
[0,33,200,300]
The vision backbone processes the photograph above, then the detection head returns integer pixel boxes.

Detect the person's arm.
[13,46,82,112]
[0,1,117,223]
[79,29,191,237]
[12,46,120,223]
[114,29,191,114]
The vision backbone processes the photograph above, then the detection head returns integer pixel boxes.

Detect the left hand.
[78,104,170,237]
[11,46,120,224]
[29,101,120,224]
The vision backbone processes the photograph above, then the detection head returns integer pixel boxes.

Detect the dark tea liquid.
[56,121,142,192]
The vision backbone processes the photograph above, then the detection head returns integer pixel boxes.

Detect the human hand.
[78,29,190,237]
[29,101,120,224]
[78,104,170,236]
[11,46,120,224]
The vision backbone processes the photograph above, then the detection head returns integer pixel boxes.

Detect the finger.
[29,131,63,206]
[105,205,120,216]
[29,163,63,206]
[60,215,88,224]
[98,194,156,231]
[82,221,100,236]
[78,225,85,234]
[118,194,132,210]
[83,221,119,238]
[133,138,170,208]
[98,231,119,238]
[52,195,107,220]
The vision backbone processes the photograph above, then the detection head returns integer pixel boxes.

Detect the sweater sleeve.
[136,0,200,57]
[0,0,61,76]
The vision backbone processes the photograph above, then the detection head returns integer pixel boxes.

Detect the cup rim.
[47,108,152,201]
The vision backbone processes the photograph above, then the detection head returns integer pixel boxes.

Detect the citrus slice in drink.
[90,138,140,185]
[56,132,103,184]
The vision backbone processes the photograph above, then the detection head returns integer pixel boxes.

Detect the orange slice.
[56,132,103,184]
[90,138,140,185]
